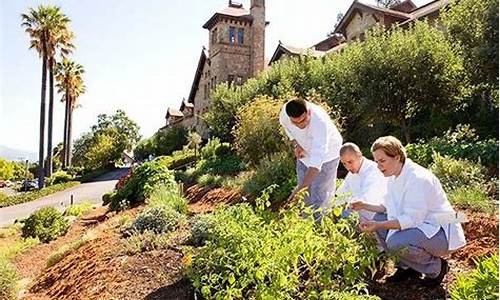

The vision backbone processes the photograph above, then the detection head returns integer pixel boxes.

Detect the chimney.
[250,0,265,76]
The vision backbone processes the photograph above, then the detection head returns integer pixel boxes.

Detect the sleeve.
[279,107,294,141]
[307,117,328,170]
[397,179,431,230]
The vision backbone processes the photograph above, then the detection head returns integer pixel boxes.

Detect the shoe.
[421,258,449,287]
[386,267,421,283]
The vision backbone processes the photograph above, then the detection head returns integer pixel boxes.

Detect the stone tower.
[202,1,266,87]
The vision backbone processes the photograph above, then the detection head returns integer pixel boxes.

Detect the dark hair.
[285,98,307,118]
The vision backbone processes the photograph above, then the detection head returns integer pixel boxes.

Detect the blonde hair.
[371,136,406,163]
[340,142,362,156]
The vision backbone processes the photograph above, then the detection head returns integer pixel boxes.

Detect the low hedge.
[0,181,80,208]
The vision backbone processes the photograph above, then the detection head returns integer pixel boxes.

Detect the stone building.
[269,0,447,65]
[163,0,267,139]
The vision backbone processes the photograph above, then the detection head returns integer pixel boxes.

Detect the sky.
[1,0,432,154]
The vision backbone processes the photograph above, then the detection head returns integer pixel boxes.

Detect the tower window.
[212,28,217,44]
[238,28,244,44]
[229,26,236,45]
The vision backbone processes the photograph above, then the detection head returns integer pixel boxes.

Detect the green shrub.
[187,201,380,299]
[147,184,188,214]
[200,138,232,160]
[120,230,172,255]
[48,171,73,185]
[430,152,486,192]
[130,206,183,234]
[233,96,288,165]
[196,174,223,189]
[243,152,297,203]
[448,186,496,213]
[135,125,188,160]
[102,191,116,206]
[22,207,69,243]
[0,181,80,208]
[406,125,499,169]
[112,160,176,210]
[189,213,216,246]
[450,255,499,300]
[174,168,196,184]
[64,201,93,217]
[0,258,18,300]
[155,149,197,170]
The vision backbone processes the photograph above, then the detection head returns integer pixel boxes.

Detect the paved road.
[0,168,130,227]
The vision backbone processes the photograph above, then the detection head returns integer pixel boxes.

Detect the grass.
[0,181,80,208]
[64,201,94,217]
[46,230,97,268]
[448,186,497,214]
[0,257,18,300]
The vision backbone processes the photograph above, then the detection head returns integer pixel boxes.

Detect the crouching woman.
[350,136,466,287]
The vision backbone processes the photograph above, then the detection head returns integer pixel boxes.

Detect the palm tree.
[55,59,85,168]
[21,5,74,188]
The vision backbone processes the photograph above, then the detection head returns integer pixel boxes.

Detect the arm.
[351,201,386,213]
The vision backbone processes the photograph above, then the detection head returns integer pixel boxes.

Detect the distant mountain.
[0,145,38,162]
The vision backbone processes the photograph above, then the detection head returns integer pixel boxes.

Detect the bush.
[200,138,233,160]
[448,186,496,213]
[134,126,188,160]
[406,125,499,169]
[450,255,499,300]
[120,230,171,255]
[22,207,69,243]
[130,206,183,234]
[187,201,380,299]
[155,149,197,170]
[233,96,288,165]
[196,174,223,189]
[111,159,176,210]
[429,152,486,192]
[102,191,116,206]
[147,184,187,214]
[48,171,73,185]
[243,152,297,203]
[0,258,17,300]
[0,181,80,208]
[189,213,216,246]
[64,201,93,217]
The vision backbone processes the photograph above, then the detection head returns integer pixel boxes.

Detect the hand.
[350,200,365,211]
[359,221,379,232]
[286,186,303,203]
[294,144,306,159]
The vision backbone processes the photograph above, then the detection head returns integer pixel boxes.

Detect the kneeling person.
[337,142,387,221]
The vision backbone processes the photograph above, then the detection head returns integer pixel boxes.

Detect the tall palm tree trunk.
[38,53,47,189]
[67,97,74,167]
[47,57,55,177]
[62,92,69,169]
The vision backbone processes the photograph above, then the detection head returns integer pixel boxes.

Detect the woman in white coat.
[351,136,466,287]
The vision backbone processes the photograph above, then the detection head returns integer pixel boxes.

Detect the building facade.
[163,0,267,139]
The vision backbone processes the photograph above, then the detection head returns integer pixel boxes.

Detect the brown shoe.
[421,258,449,287]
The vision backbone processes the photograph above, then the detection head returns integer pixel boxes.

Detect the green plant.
[111,159,176,210]
[64,201,93,217]
[147,184,188,214]
[196,174,223,189]
[21,207,69,243]
[130,206,184,234]
[0,257,18,300]
[232,96,289,165]
[120,230,172,255]
[189,213,216,246]
[102,191,116,206]
[450,255,499,300]
[48,170,73,185]
[46,231,96,268]
[243,152,297,203]
[429,152,486,192]
[448,186,496,213]
[187,200,381,299]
